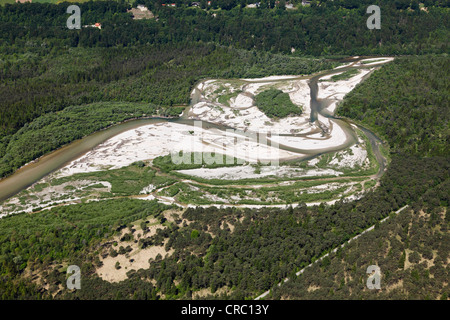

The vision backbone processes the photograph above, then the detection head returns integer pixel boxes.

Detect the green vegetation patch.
[271,204,450,300]
[169,177,365,205]
[217,89,242,107]
[329,69,359,82]
[51,163,174,196]
[364,180,377,189]
[338,55,449,157]
[152,152,246,173]
[254,89,302,118]
[0,198,170,270]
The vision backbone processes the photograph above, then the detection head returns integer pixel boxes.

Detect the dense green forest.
[0,0,448,300]
[262,54,448,300]
[254,88,302,118]
[271,190,449,300]
[264,54,450,300]
[338,55,449,158]
[0,199,172,299]
[1,1,448,55]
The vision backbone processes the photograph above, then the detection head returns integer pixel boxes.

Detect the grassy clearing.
[364,180,377,189]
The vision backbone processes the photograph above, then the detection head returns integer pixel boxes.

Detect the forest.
[0,54,448,299]
[1,1,449,54]
[338,55,449,158]
[271,186,449,300]
[0,0,448,301]
[254,89,302,118]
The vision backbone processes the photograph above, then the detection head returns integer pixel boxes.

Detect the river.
[0,57,389,203]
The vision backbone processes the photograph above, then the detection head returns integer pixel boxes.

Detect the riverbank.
[0,56,394,212]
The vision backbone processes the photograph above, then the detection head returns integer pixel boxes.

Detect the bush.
[254,89,302,118]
